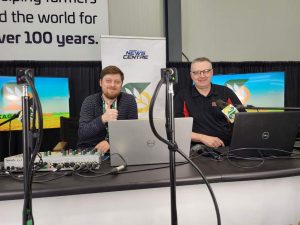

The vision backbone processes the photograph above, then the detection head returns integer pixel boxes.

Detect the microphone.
[161,67,178,83]
[216,99,239,123]
[16,68,34,85]
[161,68,176,76]
[110,164,127,174]
[235,104,254,110]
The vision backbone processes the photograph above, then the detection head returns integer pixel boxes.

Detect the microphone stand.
[17,69,34,225]
[162,68,178,225]
[21,84,32,225]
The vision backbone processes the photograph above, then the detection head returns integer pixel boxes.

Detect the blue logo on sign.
[123,50,149,59]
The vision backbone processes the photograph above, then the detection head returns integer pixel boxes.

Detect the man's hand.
[192,133,225,148]
[95,140,110,153]
[101,108,118,123]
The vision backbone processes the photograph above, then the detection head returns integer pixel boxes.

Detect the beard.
[102,88,121,100]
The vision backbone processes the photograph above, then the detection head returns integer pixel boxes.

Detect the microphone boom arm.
[238,105,300,111]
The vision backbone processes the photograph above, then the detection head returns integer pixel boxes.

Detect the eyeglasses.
[191,69,212,76]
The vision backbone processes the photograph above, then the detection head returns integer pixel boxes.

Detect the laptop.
[108,117,193,166]
[228,111,300,158]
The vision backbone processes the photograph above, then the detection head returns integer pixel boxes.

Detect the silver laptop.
[108,117,193,166]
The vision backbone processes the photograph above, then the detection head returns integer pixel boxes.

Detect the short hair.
[99,65,124,81]
[191,57,212,65]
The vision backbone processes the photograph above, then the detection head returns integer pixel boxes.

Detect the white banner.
[0,0,109,61]
[100,35,166,119]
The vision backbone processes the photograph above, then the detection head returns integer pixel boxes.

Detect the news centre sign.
[123,50,149,59]
[101,35,166,119]
[0,0,109,61]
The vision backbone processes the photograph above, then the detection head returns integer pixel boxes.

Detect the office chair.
[53,116,79,151]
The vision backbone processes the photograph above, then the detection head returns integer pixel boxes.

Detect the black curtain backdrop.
[0,61,101,159]
[170,61,300,107]
[0,61,299,159]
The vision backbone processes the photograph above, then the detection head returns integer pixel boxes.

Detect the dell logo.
[262,132,270,140]
[146,139,156,147]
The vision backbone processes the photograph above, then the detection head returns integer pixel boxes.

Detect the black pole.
[165,76,177,225]
[149,68,179,225]
[21,85,32,225]
[162,68,179,225]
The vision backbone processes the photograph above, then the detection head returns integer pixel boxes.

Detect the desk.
[0,156,300,225]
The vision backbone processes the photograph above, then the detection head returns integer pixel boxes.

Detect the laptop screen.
[229,111,300,157]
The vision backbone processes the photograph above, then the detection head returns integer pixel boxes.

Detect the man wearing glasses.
[174,57,243,148]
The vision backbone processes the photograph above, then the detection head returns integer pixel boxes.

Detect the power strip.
[4,149,101,171]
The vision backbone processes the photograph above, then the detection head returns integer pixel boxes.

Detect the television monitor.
[0,76,70,131]
[212,72,285,108]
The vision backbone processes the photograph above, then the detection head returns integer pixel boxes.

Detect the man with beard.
[77,65,138,153]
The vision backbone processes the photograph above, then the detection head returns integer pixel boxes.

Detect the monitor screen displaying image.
[212,72,285,108]
[0,76,70,131]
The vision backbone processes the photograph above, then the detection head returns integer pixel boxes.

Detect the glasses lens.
[203,69,211,75]
[191,69,212,76]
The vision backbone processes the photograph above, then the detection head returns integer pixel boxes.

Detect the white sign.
[101,35,166,118]
[0,0,109,61]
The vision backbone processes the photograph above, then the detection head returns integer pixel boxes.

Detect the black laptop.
[229,111,300,158]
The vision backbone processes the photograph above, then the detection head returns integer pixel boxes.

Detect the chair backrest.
[60,116,79,149]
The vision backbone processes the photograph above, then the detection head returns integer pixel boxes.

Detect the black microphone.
[216,100,252,111]
[161,68,176,76]
[161,67,178,83]
[216,99,239,123]
[16,68,34,85]
[235,104,254,110]
[215,99,228,109]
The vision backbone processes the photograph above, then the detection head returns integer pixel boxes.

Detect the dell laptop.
[108,118,193,166]
[229,111,300,158]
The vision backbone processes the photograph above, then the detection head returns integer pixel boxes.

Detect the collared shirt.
[174,83,243,146]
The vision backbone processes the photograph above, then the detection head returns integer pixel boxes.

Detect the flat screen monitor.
[212,72,285,108]
[0,76,70,131]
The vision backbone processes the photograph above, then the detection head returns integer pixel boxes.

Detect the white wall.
[181,0,300,61]
[107,0,300,62]
[108,0,164,38]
